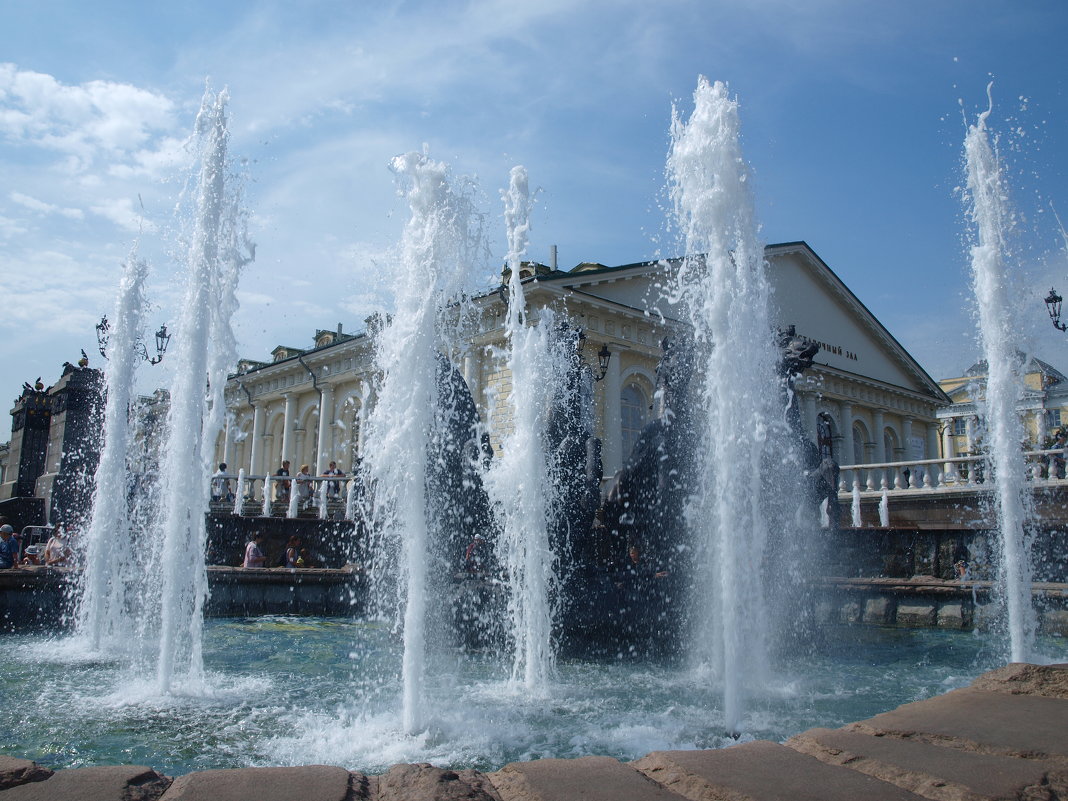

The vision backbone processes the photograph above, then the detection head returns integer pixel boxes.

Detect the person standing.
[243,532,267,568]
[275,460,291,502]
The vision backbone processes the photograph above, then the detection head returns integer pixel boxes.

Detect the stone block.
[159,765,362,801]
[788,726,1068,800]
[895,603,935,627]
[376,763,500,801]
[848,687,1068,759]
[489,755,684,801]
[0,756,52,791]
[1039,608,1068,636]
[968,662,1068,699]
[634,740,926,801]
[837,600,860,624]
[862,596,890,624]
[1,765,170,801]
[935,602,964,629]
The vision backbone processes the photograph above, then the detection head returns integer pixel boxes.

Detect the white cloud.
[9,190,84,220]
[89,196,154,232]
[0,63,178,172]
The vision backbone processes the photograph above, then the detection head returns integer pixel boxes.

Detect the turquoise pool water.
[1,618,1058,776]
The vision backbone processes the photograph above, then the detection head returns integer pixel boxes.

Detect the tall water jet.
[665,77,783,732]
[962,85,1035,662]
[76,252,150,652]
[362,150,482,734]
[155,87,251,692]
[483,166,558,690]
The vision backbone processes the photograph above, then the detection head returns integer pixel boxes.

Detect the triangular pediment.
[539,242,946,402]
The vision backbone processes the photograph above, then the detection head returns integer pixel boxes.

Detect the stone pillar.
[1037,408,1048,445]
[248,404,262,476]
[222,416,233,468]
[839,401,855,465]
[965,415,976,452]
[927,422,940,486]
[942,420,954,459]
[800,392,818,441]
[315,384,335,474]
[602,347,622,477]
[280,393,295,464]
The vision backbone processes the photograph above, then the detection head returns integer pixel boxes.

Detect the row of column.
[798,392,940,467]
[224,384,369,477]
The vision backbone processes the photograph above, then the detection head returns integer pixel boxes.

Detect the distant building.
[215,242,950,480]
[937,354,1068,458]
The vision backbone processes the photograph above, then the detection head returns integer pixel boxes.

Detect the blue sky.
[1,0,1066,413]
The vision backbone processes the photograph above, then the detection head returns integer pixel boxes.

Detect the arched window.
[621,384,647,462]
[883,428,899,462]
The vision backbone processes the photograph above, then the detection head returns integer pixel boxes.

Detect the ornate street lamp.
[595,343,611,382]
[95,315,172,365]
[1045,288,1067,332]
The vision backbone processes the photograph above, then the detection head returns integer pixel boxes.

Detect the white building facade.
[215,242,949,488]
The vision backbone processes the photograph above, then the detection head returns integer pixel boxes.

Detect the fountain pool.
[0,618,1039,776]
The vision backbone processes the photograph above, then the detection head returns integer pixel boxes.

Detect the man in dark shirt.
[0,525,20,569]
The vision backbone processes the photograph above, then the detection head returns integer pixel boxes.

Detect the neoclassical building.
[214,242,950,485]
[937,355,1068,458]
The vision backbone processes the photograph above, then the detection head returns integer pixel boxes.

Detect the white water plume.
[76,252,150,654]
[665,77,781,732]
[483,166,560,691]
[962,85,1035,662]
[361,150,482,734]
[154,87,252,693]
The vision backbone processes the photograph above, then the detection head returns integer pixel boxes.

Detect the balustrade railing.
[838,449,1068,495]
[209,472,357,519]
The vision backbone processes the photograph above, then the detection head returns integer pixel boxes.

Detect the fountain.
[359,149,486,734]
[962,85,1036,662]
[2,77,1062,778]
[663,76,788,732]
[72,86,252,692]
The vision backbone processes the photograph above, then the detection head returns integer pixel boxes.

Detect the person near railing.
[295,464,314,510]
[322,461,344,499]
[274,460,291,502]
[211,463,234,503]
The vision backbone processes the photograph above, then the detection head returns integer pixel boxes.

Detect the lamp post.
[1045,288,1067,332]
[95,315,172,365]
[594,342,611,382]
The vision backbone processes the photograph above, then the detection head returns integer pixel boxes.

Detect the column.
[1037,408,1048,446]
[926,423,940,487]
[248,404,262,476]
[800,392,818,442]
[839,402,855,465]
[280,392,296,464]
[871,410,886,463]
[965,415,976,452]
[222,416,233,468]
[315,384,335,474]
[602,346,622,477]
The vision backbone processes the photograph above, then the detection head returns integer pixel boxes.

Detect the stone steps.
[3,663,1066,801]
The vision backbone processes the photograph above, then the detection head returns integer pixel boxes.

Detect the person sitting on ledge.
[278,535,301,568]
[0,525,20,569]
[243,532,267,568]
[44,527,73,567]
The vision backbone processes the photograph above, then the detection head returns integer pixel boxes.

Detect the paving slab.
[0,765,170,801]
[488,755,688,801]
[375,762,501,801]
[0,756,52,791]
[633,741,928,801]
[788,726,1068,801]
[158,764,363,801]
[968,662,1068,699]
[847,688,1068,760]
